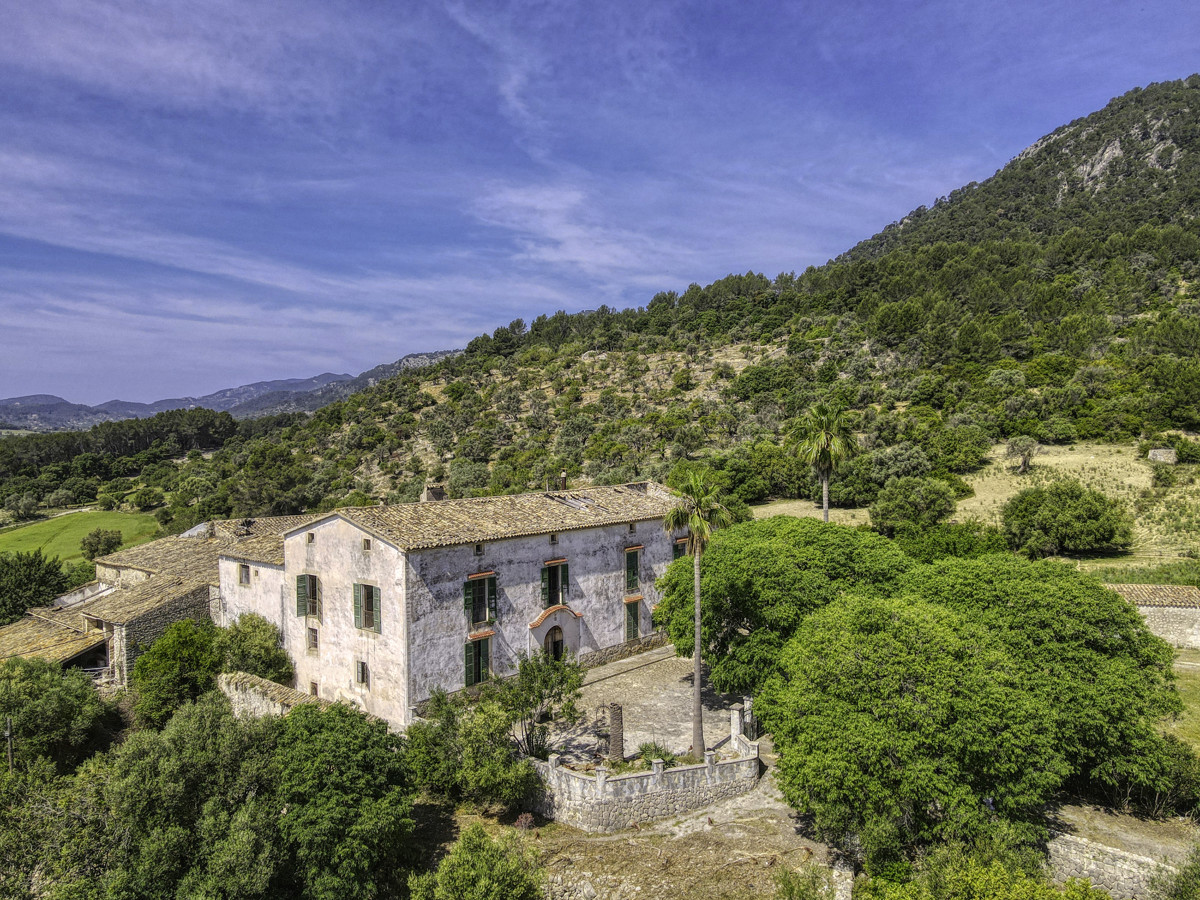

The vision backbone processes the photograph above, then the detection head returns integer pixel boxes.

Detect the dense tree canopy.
[654,517,912,695]
[1001,479,1134,558]
[0,549,70,625]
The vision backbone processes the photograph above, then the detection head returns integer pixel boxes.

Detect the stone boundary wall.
[219,671,332,718]
[577,631,668,669]
[532,707,761,832]
[1137,605,1200,649]
[1047,832,1174,899]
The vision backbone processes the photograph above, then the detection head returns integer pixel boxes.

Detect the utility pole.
[4,717,12,773]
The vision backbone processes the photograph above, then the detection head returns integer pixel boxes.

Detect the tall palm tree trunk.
[693,547,705,755]
[822,475,830,523]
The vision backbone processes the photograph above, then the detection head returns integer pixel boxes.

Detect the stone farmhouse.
[217,482,684,726]
[0,515,318,684]
[0,482,683,729]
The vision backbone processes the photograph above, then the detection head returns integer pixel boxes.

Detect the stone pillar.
[704,750,716,782]
[731,705,743,743]
[651,758,664,789]
[608,703,624,762]
[595,766,609,798]
[743,695,755,739]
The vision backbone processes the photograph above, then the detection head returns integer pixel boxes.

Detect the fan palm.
[794,403,857,523]
[662,470,733,755]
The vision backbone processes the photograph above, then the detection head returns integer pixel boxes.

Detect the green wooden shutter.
[479,638,490,682]
[296,575,308,616]
[626,550,638,593]
[464,641,475,687]
[561,563,569,599]
[540,568,550,607]
[463,581,473,614]
[372,586,382,633]
[626,601,638,641]
[353,583,363,629]
[487,577,498,621]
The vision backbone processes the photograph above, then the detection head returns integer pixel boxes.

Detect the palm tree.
[663,470,733,756]
[794,403,857,523]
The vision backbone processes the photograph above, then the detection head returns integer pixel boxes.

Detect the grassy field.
[0,510,160,564]
[1170,650,1200,752]
[755,441,1200,576]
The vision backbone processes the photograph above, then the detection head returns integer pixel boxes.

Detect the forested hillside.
[3,77,1200,536]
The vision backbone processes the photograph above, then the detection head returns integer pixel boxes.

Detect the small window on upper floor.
[309,681,319,696]
[628,523,637,534]
[549,533,558,545]
[238,563,250,585]
[362,538,372,552]
[306,627,319,651]
[307,532,315,544]
[474,543,484,556]
[356,660,370,687]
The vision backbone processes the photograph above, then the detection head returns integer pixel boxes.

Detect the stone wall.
[112,584,212,685]
[1047,832,1174,899]
[1137,605,1200,649]
[577,630,669,669]
[531,708,760,832]
[219,671,330,718]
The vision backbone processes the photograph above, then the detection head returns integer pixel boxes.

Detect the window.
[463,576,497,626]
[464,637,490,687]
[295,574,321,618]
[307,532,315,544]
[354,583,382,633]
[356,660,369,686]
[238,563,250,585]
[549,533,558,545]
[629,522,637,534]
[625,548,641,594]
[625,599,640,641]
[673,538,688,561]
[309,682,318,696]
[474,543,484,556]
[541,561,569,608]
[362,538,372,552]
[306,626,319,651]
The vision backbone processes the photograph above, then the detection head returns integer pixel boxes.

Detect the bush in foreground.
[409,824,543,900]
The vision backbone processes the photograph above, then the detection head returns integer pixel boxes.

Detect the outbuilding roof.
[1107,583,1200,608]
[0,615,105,663]
[299,482,677,551]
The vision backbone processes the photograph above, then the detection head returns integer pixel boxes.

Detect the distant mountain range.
[0,350,459,432]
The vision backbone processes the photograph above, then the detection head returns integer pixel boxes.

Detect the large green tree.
[793,403,857,522]
[662,469,733,755]
[0,658,113,772]
[0,549,69,625]
[654,516,912,695]
[1001,479,1134,558]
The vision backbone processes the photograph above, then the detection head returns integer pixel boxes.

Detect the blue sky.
[1,1,1197,404]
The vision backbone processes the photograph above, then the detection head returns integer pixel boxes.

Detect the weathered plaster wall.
[405,519,682,707]
[111,584,212,685]
[1047,832,1174,899]
[1137,605,1200,649]
[279,519,409,724]
[218,558,285,626]
[218,671,329,718]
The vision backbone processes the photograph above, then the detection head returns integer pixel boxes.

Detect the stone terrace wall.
[1047,832,1174,899]
[219,671,331,718]
[532,708,760,832]
[1137,605,1200,649]
[578,631,668,669]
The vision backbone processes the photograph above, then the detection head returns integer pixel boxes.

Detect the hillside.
[2,76,1199,569]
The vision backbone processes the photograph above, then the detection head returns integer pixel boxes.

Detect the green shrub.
[869,476,956,537]
[409,824,542,900]
[1001,478,1133,557]
[79,528,122,561]
[638,741,677,768]
[0,658,114,771]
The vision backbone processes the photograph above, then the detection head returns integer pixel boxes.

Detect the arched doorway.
[544,625,564,661]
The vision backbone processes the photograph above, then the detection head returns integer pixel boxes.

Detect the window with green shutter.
[625,549,640,594]
[625,600,639,641]
[464,637,490,687]
[464,578,490,625]
[541,562,568,608]
[296,574,320,618]
[673,539,687,560]
[353,584,382,633]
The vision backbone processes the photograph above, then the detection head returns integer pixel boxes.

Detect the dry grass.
[1171,649,1200,753]
[755,442,1200,576]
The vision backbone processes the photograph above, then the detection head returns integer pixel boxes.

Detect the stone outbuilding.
[1108,582,1200,649]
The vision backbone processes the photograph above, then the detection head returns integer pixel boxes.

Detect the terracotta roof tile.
[1106,583,1200,608]
[0,616,105,662]
[318,482,677,551]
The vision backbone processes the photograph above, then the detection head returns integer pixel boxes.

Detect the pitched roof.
[1107,583,1200,608]
[313,482,677,551]
[0,616,104,663]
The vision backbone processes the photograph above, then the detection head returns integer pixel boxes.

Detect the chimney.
[421,484,447,503]
[559,470,568,491]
